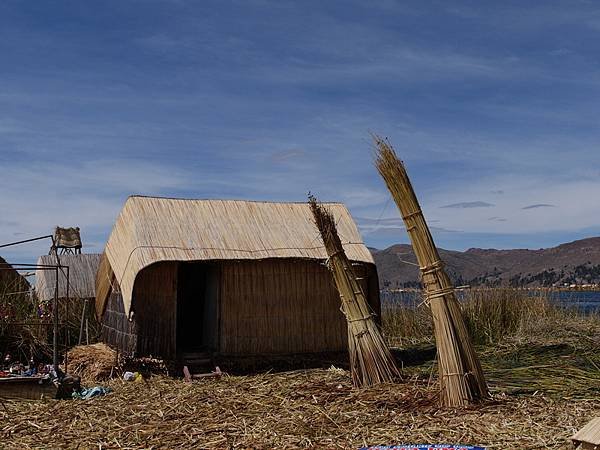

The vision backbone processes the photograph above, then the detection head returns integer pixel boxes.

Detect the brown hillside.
[372,237,600,288]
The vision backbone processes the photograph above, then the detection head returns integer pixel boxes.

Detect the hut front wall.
[101,258,380,359]
[218,259,379,355]
[133,262,178,358]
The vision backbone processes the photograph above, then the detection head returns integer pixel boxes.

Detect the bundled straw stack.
[309,195,400,387]
[373,136,488,406]
[66,343,117,382]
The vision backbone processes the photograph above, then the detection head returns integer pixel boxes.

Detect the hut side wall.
[133,262,178,359]
[101,291,137,355]
[218,259,379,355]
[363,263,381,323]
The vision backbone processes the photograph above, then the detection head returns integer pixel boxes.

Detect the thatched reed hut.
[35,254,101,302]
[35,254,102,345]
[96,196,379,360]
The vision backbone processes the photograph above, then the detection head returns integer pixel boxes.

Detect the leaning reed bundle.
[309,195,400,387]
[373,136,488,406]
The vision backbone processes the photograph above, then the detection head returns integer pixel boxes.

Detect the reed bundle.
[66,342,116,382]
[373,136,488,406]
[309,195,400,387]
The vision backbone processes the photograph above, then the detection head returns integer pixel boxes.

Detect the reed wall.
[101,258,380,359]
[218,259,379,355]
[36,254,101,301]
[133,262,178,358]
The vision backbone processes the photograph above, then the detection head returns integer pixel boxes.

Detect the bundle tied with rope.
[373,135,488,406]
[309,195,400,387]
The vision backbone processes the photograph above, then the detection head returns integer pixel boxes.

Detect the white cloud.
[426,177,600,234]
[0,158,197,260]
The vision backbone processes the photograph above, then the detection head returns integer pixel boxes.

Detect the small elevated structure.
[51,227,82,255]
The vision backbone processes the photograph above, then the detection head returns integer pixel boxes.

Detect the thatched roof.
[96,196,374,317]
[35,254,101,301]
[0,256,30,293]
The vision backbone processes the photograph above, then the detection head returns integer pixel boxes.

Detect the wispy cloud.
[440,201,495,209]
[270,149,307,162]
[522,204,556,210]
[356,217,404,227]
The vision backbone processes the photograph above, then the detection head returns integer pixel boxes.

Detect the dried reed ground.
[3,345,599,448]
[2,297,600,449]
[1,369,598,449]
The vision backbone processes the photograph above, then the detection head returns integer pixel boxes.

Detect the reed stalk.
[373,135,488,406]
[309,195,400,387]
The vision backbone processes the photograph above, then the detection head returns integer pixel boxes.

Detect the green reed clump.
[0,279,101,363]
[381,293,433,347]
[0,279,51,362]
[461,288,555,344]
[382,288,596,347]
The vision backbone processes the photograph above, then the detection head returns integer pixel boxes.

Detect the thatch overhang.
[35,253,101,301]
[0,256,30,293]
[96,196,374,318]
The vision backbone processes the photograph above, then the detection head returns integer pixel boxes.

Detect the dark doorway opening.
[176,262,219,356]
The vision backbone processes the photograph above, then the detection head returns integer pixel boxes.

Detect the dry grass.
[1,367,599,449]
[0,281,51,362]
[381,288,598,348]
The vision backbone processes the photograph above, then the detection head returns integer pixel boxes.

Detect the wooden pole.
[78,299,88,345]
[52,266,59,375]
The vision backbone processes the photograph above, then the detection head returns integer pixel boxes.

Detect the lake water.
[546,290,600,314]
[381,290,600,315]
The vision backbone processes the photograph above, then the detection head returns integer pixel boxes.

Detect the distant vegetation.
[381,288,599,347]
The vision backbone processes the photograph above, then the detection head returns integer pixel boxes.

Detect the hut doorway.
[176,262,219,355]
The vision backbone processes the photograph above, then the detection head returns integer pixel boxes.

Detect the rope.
[401,210,422,221]
[424,286,455,301]
[420,260,446,275]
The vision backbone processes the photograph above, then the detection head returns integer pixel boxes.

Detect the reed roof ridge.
[126,195,346,206]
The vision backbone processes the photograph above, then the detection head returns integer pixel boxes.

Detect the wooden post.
[78,299,88,345]
[53,266,59,375]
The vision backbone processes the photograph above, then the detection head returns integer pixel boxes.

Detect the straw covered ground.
[1,369,599,449]
[2,292,600,449]
[2,342,600,448]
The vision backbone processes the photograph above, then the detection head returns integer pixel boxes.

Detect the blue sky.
[2,0,600,263]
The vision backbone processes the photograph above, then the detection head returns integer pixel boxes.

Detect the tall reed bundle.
[309,195,400,387]
[373,136,488,406]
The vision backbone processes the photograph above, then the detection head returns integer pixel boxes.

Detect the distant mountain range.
[370,237,600,288]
